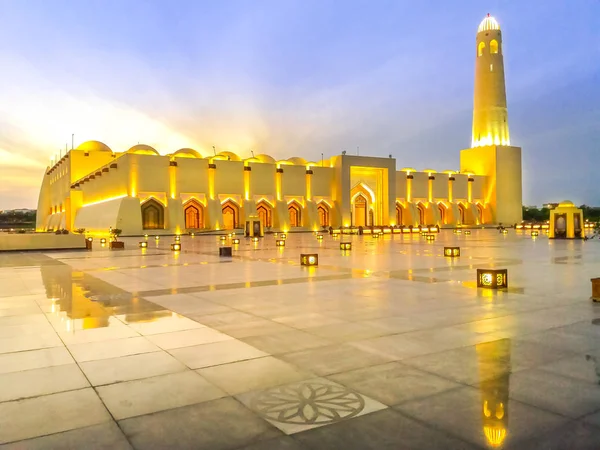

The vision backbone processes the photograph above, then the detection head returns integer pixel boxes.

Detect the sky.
[0,0,598,209]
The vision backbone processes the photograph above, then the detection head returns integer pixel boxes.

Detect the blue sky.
[0,0,598,209]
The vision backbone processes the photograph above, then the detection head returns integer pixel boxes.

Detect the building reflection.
[40,264,169,330]
[476,339,511,448]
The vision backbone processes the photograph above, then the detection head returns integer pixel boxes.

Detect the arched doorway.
[458,203,466,224]
[317,203,329,227]
[477,203,484,224]
[288,201,302,227]
[141,198,164,229]
[417,203,426,226]
[184,200,204,229]
[353,194,367,227]
[222,200,239,230]
[396,203,403,226]
[256,200,272,228]
[438,203,446,225]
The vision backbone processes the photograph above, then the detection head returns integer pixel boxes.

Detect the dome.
[478,14,500,33]
[558,200,575,208]
[255,154,276,164]
[76,140,112,153]
[287,157,307,165]
[213,151,240,161]
[127,144,159,155]
[173,148,202,159]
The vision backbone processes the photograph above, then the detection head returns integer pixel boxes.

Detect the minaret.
[471,14,510,148]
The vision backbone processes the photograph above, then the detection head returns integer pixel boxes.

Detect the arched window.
[317,203,329,227]
[417,203,426,226]
[353,195,367,227]
[438,204,446,224]
[396,204,403,226]
[184,200,203,229]
[478,41,485,57]
[221,200,239,230]
[490,39,499,54]
[288,202,302,227]
[256,201,272,228]
[142,198,164,229]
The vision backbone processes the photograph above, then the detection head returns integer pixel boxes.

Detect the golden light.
[402,228,411,233]
[252,237,259,242]
[155,236,160,240]
[280,234,287,239]
[317,235,323,241]
[232,238,240,244]
[139,242,148,248]
[100,238,106,244]
[340,242,352,250]
[411,227,420,233]
[515,225,523,230]
[531,231,539,237]
[477,269,508,289]
[144,234,149,239]
[220,236,227,241]
[444,247,460,257]
[502,229,508,235]
[484,426,507,448]
[373,233,380,239]
[276,239,285,247]
[175,235,181,241]
[425,234,435,242]
[86,237,93,242]
[454,229,462,234]
[171,243,181,252]
[464,230,471,235]
[300,253,318,266]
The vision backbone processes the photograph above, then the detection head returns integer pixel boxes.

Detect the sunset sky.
[0,0,598,209]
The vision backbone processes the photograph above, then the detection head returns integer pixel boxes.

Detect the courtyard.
[1,230,600,449]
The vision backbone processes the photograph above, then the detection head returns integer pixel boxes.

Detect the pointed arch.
[478,41,485,57]
[184,199,204,229]
[458,203,467,225]
[288,200,302,227]
[221,199,240,230]
[490,39,499,54]
[476,203,485,225]
[353,194,367,227]
[417,202,427,226]
[256,199,273,228]
[141,198,165,230]
[395,203,403,226]
[317,202,330,227]
[438,203,447,225]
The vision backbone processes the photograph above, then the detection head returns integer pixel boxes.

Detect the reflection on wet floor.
[477,339,511,448]
[40,263,168,330]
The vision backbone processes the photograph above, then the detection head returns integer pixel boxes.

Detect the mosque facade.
[36,15,522,236]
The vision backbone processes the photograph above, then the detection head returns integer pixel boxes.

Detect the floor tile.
[0,421,132,450]
[168,340,268,369]
[146,327,233,350]
[510,420,600,450]
[238,436,307,450]
[96,370,226,420]
[0,347,73,375]
[67,336,159,362]
[120,312,204,335]
[294,408,478,449]
[0,388,111,445]
[0,332,62,354]
[328,361,463,406]
[281,344,394,376]
[0,364,89,402]
[395,384,569,448]
[271,313,346,329]
[198,356,311,395]
[240,330,332,354]
[80,351,186,386]
[303,321,388,342]
[237,378,387,434]
[119,397,282,450]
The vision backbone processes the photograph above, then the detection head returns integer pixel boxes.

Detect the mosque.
[36,14,522,236]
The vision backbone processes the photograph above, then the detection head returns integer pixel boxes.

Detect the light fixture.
[444,246,460,257]
[252,237,259,242]
[454,229,462,234]
[276,239,285,247]
[464,230,471,235]
[421,231,428,237]
[531,231,539,237]
[280,234,287,239]
[373,233,380,239]
[219,246,232,256]
[86,237,93,242]
[175,235,181,241]
[317,235,323,241]
[502,229,508,235]
[426,234,435,242]
[300,253,318,266]
[139,242,148,248]
[477,269,508,289]
[144,234,149,239]
[100,238,106,244]
[171,243,181,251]
[340,242,352,250]
[232,238,240,244]
[220,236,227,241]
[155,236,160,240]
[227,233,232,238]
[402,228,411,233]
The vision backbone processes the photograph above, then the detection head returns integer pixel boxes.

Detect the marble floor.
[0,230,600,449]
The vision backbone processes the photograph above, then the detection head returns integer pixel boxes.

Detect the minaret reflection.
[476,338,511,448]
